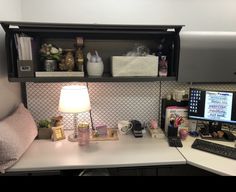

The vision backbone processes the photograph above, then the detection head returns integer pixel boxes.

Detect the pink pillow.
[0,103,38,173]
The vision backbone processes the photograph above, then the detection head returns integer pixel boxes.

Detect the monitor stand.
[199,121,222,138]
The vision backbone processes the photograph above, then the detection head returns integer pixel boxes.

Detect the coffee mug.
[117,120,133,134]
[173,89,185,102]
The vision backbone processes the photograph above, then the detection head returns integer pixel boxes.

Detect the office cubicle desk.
[178,137,236,176]
[5,132,235,176]
[6,132,185,175]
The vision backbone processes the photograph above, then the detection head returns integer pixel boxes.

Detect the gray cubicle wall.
[178,32,236,83]
[26,82,161,129]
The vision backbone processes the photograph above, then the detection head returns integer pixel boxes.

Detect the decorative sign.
[52,126,65,141]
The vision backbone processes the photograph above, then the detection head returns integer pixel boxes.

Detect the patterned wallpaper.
[26,82,236,130]
[26,82,160,129]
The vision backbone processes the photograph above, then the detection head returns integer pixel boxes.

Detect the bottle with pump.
[157,39,168,77]
[159,56,168,77]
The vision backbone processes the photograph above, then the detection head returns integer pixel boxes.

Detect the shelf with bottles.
[1,21,183,82]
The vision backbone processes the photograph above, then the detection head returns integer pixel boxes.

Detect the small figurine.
[51,115,63,127]
[150,119,158,129]
[64,49,75,71]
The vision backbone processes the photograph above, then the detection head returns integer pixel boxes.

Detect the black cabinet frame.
[1,21,183,83]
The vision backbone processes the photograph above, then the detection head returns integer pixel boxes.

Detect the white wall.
[21,0,236,31]
[0,0,22,119]
[0,0,234,119]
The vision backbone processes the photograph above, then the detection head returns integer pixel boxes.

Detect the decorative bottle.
[64,49,75,71]
[75,37,84,72]
[75,47,84,72]
[159,56,168,77]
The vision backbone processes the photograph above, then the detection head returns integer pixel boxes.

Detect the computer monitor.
[188,88,236,133]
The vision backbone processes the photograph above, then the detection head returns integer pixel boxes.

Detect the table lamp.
[59,85,91,142]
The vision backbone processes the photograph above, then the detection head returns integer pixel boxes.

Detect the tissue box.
[112,56,158,77]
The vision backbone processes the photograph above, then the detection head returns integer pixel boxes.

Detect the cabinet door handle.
[234,72,236,75]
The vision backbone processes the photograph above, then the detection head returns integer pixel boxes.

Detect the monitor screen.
[188,88,236,124]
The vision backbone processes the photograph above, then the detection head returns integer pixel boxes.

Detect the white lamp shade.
[59,85,91,113]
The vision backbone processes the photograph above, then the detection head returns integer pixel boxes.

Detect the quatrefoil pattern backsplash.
[26,82,236,130]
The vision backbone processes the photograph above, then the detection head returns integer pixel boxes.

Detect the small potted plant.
[37,119,53,139]
[40,43,62,71]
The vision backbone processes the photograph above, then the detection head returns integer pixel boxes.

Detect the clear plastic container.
[78,123,90,146]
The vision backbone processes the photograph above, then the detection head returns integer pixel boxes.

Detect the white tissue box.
[112,56,158,77]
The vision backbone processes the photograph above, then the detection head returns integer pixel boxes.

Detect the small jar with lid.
[78,122,90,146]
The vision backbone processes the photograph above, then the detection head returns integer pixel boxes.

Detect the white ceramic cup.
[117,120,133,134]
[87,61,104,77]
[173,89,185,102]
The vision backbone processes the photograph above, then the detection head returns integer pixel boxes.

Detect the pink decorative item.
[175,116,184,127]
[150,119,158,129]
[95,124,108,136]
[179,129,188,140]
[78,125,90,146]
[0,103,38,173]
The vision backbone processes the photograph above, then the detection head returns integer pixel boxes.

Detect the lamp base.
[68,133,78,142]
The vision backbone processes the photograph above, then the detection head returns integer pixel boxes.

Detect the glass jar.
[78,122,90,146]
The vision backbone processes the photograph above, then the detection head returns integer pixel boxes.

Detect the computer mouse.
[223,130,235,141]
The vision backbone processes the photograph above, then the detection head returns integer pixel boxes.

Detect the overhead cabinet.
[178,31,236,83]
[1,22,183,82]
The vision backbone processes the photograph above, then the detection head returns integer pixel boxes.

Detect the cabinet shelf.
[1,21,183,32]
[9,75,177,83]
[1,21,183,83]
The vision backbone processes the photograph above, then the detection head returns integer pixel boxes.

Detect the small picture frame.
[52,125,65,141]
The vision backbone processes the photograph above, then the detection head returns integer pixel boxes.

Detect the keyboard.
[192,139,236,160]
[168,137,183,147]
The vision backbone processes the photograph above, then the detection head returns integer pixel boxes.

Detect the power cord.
[86,82,94,130]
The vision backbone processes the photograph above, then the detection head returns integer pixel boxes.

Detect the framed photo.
[52,125,65,141]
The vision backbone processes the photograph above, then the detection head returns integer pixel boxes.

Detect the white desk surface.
[8,132,185,172]
[178,137,236,176]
